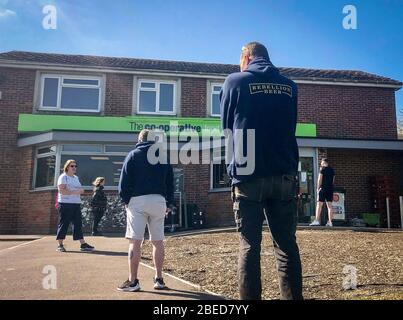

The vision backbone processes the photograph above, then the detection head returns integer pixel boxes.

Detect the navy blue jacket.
[220,57,299,184]
[118,141,174,206]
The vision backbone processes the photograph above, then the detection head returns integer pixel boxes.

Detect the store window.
[211,148,230,190]
[40,74,102,112]
[212,161,231,189]
[137,80,176,114]
[34,146,56,188]
[210,83,223,117]
[60,154,126,186]
[33,144,134,189]
[60,144,131,187]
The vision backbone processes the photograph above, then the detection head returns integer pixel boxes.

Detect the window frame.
[39,74,102,112]
[137,79,177,115]
[210,148,231,192]
[32,145,58,190]
[209,82,223,117]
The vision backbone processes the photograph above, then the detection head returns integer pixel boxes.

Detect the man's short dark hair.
[322,158,329,164]
[244,42,269,59]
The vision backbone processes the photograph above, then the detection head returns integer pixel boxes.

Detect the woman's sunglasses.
[70,165,77,168]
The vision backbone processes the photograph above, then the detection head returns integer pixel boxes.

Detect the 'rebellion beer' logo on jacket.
[249,83,293,97]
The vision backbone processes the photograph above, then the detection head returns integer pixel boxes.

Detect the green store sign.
[18,114,317,137]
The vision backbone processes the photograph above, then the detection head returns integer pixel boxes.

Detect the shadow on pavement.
[65,250,128,256]
[139,288,226,300]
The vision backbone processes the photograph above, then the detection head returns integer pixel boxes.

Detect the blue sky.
[0,0,402,118]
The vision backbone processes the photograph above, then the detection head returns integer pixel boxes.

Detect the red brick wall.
[181,78,207,117]
[177,153,234,227]
[13,147,58,234]
[104,73,133,116]
[327,149,403,219]
[298,84,397,140]
[0,68,36,233]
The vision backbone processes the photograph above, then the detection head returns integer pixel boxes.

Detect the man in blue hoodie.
[117,129,174,292]
[220,42,303,300]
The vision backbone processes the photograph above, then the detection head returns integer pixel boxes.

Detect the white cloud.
[0,8,16,18]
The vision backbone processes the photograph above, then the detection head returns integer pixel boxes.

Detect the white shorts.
[125,194,167,241]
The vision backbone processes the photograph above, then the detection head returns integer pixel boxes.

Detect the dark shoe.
[57,244,66,252]
[80,243,94,252]
[153,277,167,290]
[117,279,141,292]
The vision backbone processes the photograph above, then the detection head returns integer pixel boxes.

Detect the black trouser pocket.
[281,175,296,201]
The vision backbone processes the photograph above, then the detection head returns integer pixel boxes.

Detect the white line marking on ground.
[0,237,48,254]
[139,262,229,300]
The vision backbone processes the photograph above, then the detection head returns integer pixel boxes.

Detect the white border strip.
[139,261,230,300]
[0,237,47,254]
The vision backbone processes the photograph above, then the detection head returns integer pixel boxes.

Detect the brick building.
[0,51,402,234]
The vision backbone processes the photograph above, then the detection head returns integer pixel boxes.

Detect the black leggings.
[92,207,105,233]
[56,203,83,241]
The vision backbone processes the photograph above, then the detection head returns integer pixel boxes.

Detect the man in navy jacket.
[117,129,174,292]
[220,42,303,300]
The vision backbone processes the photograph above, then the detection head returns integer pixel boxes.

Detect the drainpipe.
[399,196,403,230]
[386,197,391,229]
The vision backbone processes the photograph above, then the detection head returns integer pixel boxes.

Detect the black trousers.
[56,203,84,241]
[233,175,303,300]
[92,207,105,233]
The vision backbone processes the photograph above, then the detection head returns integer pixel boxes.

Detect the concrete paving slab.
[0,236,224,300]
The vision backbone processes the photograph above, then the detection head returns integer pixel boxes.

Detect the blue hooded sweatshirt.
[220,57,299,184]
[118,141,174,206]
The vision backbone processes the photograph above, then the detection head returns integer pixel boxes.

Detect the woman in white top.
[56,159,94,252]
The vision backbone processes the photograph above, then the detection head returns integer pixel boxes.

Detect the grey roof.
[0,51,401,86]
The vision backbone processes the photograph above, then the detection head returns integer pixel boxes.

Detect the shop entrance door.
[297,149,317,223]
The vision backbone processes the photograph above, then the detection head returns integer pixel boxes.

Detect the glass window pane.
[60,155,126,186]
[141,82,156,89]
[213,85,222,92]
[139,90,156,112]
[61,87,99,110]
[105,145,134,153]
[38,146,56,155]
[42,78,59,107]
[63,78,99,86]
[159,84,174,112]
[212,162,230,189]
[62,144,102,152]
[212,93,221,115]
[35,155,56,188]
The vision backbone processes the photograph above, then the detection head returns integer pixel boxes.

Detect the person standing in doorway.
[220,42,303,300]
[56,159,95,252]
[90,177,107,236]
[310,158,336,227]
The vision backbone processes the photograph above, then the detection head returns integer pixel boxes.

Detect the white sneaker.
[309,220,321,226]
[326,221,333,227]
[153,277,167,290]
